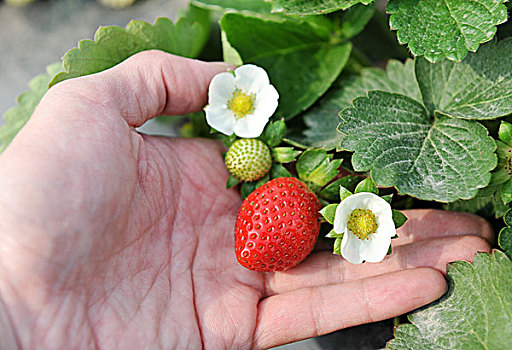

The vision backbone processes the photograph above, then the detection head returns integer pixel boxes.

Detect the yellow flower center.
[227,88,255,119]
[347,209,378,240]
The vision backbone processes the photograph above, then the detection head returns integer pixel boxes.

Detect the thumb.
[46,50,233,127]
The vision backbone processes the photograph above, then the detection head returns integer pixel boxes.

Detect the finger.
[255,268,445,349]
[265,235,489,296]
[45,50,233,127]
[394,209,493,246]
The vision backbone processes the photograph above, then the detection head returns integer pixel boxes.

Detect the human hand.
[0,51,492,349]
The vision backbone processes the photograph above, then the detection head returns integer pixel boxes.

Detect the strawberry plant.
[2,0,512,348]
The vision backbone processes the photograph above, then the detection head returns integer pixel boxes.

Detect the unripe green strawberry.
[225,139,272,181]
[234,177,321,272]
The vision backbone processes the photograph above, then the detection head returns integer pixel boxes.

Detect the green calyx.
[493,141,512,184]
[225,138,272,182]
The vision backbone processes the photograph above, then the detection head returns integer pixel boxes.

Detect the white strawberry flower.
[333,192,396,264]
[205,64,279,138]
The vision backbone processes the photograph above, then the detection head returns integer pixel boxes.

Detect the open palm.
[0,52,492,350]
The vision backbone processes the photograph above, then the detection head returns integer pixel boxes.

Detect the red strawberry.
[234,177,321,272]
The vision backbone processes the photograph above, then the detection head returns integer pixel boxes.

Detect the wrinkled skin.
[0,51,493,350]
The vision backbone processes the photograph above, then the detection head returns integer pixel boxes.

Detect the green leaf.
[499,121,512,147]
[227,175,241,188]
[218,133,237,148]
[354,176,378,194]
[240,181,257,199]
[495,141,512,182]
[272,147,301,163]
[382,194,393,204]
[303,59,420,150]
[415,39,512,120]
[273,0,373,15]
[325,228,335,238]
[392,209,407,229]
[296,148,342,187]
[499,225,512,255]
[498,208,512,259]
[337,2,376,40]
[333,236,343,255]
[240,175,269,199]
[501,179,512,203]
[296,149,331,179]
[192,0,272,12]
[221,13,352,119]
[282,137,310,149]
[0,63,63,153]
[326,228,344,238]
[499,228,512,259]
[339,91,497,202]
[319,175,360,201]
[388,251,512,350]
[271,164,292,179]
[50,11,210,86]
[320,203,338,224]
[339,186,353,202]
[505,207,512,226]
[221,30,243,66]
[446,183,508,219]
[387,0,508,62]
[262,120,287,147]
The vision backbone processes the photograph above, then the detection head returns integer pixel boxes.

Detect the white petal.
[208,72,235,106]
[205,105,236,135]
[253,85,279,117]
[334,202,351,234]
[234,65,271,94]
[340,231,364,264]
[375,217,396,238]
[367,196,393,217]
[365,196,396,238]
[359,234,391,263]
[349,192,378,208]
[233,112,270,138]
